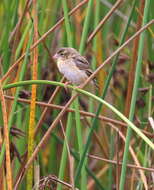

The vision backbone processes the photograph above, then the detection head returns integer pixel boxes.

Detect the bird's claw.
[64,81,71,92]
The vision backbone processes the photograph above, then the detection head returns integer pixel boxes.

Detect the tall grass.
[0,0,154,190]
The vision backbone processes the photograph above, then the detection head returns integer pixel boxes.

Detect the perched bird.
[53,47,97,87]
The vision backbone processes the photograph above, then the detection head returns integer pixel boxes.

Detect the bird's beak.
[53,53,58,60]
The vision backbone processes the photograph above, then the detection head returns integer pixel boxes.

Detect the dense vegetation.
[0,0,154,190]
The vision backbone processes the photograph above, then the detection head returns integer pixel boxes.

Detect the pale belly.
[57,60,88,85]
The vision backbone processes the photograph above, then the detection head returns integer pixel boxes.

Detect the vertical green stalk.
[15,22,32,59]
[79,0,93,54]
[147,85,152,118]
[73,91,87,190]
[14,104,25,177]
[92,0,100,70]
[108,129,115,190]
[57,1,74,190]
[57,113,73,190]
[74,0,93,185]
[89,0,100,113]
[1,1,12,73]
[62,0,73,46]
[119,1,151,189]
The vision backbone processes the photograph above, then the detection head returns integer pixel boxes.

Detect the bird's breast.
[57,59,88,85]
[57,60,71,74]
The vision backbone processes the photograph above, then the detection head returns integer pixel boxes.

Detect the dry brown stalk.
[0,81,12,190]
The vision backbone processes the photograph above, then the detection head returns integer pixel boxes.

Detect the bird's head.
[53,47,79,61]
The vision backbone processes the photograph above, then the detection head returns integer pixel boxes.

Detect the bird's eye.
[60,52,64,55]
[57,49,68,57]
[60,51,67,57]
[57,50,65,56]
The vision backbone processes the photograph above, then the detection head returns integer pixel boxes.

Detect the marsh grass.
[0,0,154,190]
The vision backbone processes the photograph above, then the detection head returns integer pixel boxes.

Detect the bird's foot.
[64,81,71,92]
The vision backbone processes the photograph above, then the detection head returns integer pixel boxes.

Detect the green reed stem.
[119,1,151,189]
[79,0,93,54]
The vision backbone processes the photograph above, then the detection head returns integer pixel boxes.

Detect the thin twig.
[87,0,123,43]
[4,94,128,128]
[88,154,154,172]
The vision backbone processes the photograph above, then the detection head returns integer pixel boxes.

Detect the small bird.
[53,47,97,88]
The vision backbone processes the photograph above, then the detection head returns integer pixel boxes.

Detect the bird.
[53,47,97,88]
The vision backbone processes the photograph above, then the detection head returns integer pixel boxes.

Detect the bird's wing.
[73,55,90,70]
[85,69,98,88]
